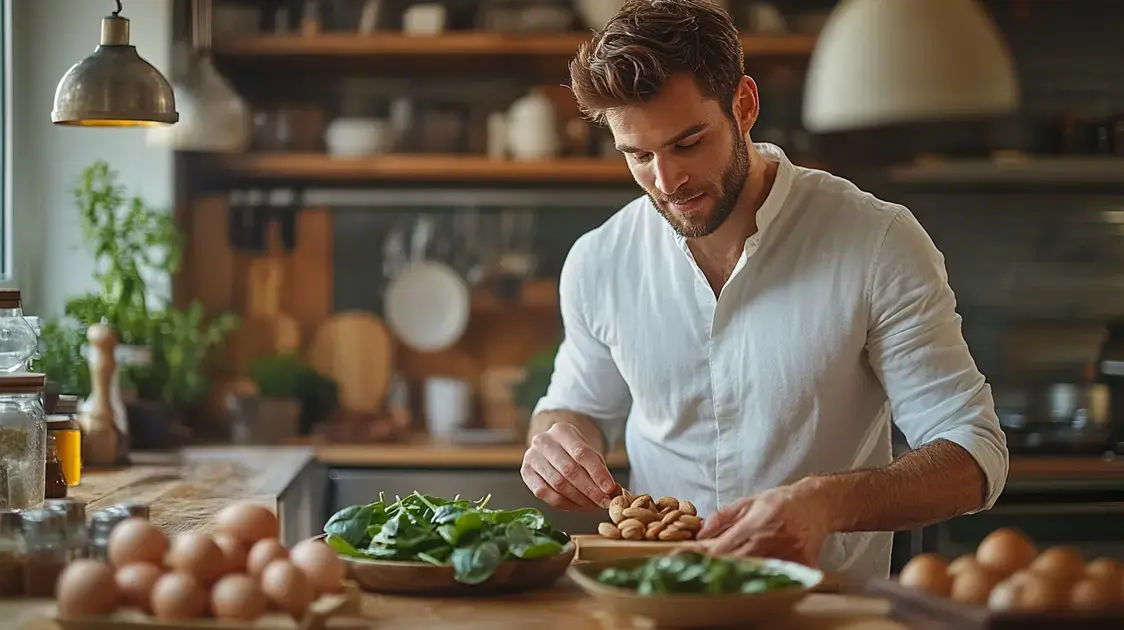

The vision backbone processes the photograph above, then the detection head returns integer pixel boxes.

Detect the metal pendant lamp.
[802,0,1019,133]
[52,0,179,127]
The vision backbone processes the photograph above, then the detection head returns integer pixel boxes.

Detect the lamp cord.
[112,0,123,17]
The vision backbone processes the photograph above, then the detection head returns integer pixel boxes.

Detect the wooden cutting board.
[572,534,696,563]
[228,257,302,375]
[306,311,394,414]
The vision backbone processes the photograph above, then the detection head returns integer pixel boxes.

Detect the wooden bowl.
[341,541,577,596]
[568,556,823,628]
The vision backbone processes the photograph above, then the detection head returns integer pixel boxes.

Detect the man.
[521,0,1008,580]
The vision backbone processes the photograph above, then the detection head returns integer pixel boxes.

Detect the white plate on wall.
[383,260,470,352]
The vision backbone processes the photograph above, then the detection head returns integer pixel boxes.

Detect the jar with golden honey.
[46,396,81,487]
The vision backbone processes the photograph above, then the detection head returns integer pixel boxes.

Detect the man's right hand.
[521,422,617,511]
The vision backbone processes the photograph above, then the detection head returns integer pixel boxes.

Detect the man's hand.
[521,422,617,511]
[696,482,836,568]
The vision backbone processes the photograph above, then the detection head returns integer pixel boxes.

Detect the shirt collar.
[664,142,796,252]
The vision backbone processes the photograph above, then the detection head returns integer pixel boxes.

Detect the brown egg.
[898,554,951,596]
[215,503,280,546]
[114,562,163,613]
[211,574,268,621]
[976,528,1037,578]
[166,533,226,584]
[247,538,290,578]
[150,572,209,621]
[289,539,346,594]
[57,560,120,617]
[1085,557,1122,590]
[1070,577,1120,611]
[213,534,248,574]
[108,518,168,568]
[951,565,1001,605]
[989,570,1068,612]
[1030,546,1086,587]
[947,554,981,577]
[260,560,314,618]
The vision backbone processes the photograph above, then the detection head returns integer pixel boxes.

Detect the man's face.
[607,74,751,239]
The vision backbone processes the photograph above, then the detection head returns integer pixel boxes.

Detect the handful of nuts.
[597,486,701,542]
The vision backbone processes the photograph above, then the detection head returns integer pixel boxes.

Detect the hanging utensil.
[147,0,250,151]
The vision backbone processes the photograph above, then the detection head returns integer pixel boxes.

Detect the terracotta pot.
[225,394,302,445]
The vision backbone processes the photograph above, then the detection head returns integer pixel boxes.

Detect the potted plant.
[227,353,339,444]
[36,161,239,445]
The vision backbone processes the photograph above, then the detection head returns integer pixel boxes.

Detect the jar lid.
[53,395,78,415]
[0,373,46,394]
[0,509,20,535]
[19,508,63,536]
[0,289,21,309]
[44,499,86,525]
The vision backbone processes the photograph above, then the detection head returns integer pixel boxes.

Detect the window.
[0,0,9,281]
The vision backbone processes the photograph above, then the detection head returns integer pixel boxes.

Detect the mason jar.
[0,374,48,510]
[0,291,38,373]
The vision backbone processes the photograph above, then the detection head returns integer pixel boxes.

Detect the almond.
[661,509,682,525]
[620,524,645,541]
[598,522,622,539]
[645,522,666,540]
[609,501,625,524]
[631,494,653,509]
[659,528,694,542]
[616,517,644,531]
[676,514,702,530]
[656,496,679,511]
[678,500,697,516]
[622,507,659,524]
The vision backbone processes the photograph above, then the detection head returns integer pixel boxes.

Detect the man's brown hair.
[569,0,745,126]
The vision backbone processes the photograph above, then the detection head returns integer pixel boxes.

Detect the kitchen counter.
[315,435,631,469]
[7,446,904,630]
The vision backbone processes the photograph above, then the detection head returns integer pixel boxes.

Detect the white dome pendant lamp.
[802,0,1020,133]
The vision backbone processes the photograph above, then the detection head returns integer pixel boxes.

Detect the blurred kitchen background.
[11,0,1124,569]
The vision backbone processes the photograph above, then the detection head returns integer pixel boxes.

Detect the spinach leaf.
[322,492,571,585]
[595,551,804,596]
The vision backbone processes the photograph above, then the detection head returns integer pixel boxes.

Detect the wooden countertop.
[9,446,902,630]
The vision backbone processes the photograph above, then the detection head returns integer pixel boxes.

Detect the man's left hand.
[695,481,836,567]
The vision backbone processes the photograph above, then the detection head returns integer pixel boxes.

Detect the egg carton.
[51,580,361,630]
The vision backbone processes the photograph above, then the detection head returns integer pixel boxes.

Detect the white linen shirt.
[533,143,1009,581]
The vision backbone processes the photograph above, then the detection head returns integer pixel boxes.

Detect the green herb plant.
[323,492,571,585]
[595,551,804,595]
[37,161,238,407]
[248,353,338,433]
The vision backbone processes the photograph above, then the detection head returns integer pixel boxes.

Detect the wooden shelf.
[887,155,1124,185]
[213,32,817,59]
[471,280,559,314]
[211,153,634,184]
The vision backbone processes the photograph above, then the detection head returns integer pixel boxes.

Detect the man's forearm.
[796,439,988,533]
[527,409,607,454]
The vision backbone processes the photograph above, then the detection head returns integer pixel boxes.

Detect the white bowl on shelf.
[325,117,389,158]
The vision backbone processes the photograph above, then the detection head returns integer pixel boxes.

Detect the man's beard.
[649,127,750,239]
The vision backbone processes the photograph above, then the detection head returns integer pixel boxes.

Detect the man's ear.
[732,75,760,136]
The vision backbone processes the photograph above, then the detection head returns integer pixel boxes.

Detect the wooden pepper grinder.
[78,323,129,466]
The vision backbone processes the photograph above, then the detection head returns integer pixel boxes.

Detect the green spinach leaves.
[323,492,571,585]
[596,551,804,595]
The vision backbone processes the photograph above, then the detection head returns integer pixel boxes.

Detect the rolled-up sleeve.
[865,207,1009,511]
[532,236,633,449]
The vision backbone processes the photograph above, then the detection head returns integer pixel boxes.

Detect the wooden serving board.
[572,534,697,563]
[865,577,1124,629]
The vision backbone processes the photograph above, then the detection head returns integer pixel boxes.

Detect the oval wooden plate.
[568,555,823,628]
[337,541,576,597]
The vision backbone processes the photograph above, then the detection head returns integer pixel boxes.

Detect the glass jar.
[0,510,23,597]
[47,395,82,487]
[19,508,66,597]
[44,435,67,499]
[0,374,47,510]
[87,507,128,563]
[44,499,87,562]
[0,291,38,373]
